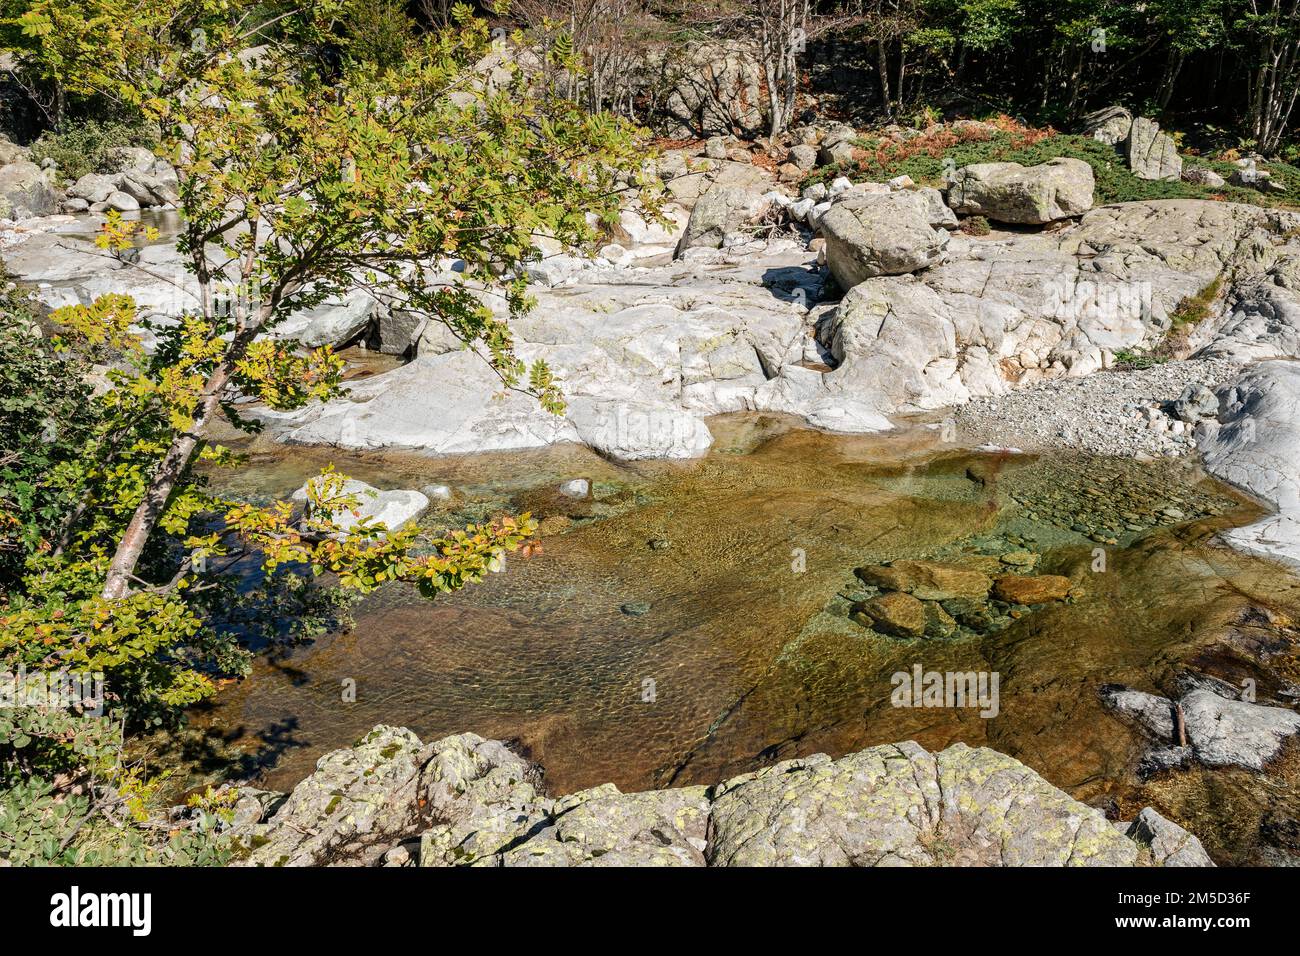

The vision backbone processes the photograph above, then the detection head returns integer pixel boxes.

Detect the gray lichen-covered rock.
[0,160,59,218]
[946,158,1094,224]
[819,190,950,287]
[241,730,539,867]
[236,727,1212,867]
[1103,682,1300,771]
[1101,685,1177,741]
[1081,105,1133,147]
[1127,117,1182,181]
[1183,167,1226,188]
[1197,360,1300,565]
[272,291,377,348]
[239,725,430,866]
[1127,807,1215,867]
[416,734,550,866]
[707,743,1136,866]
[1172,383,1219,421]
[497,785,711,866]
[675,182,768,254]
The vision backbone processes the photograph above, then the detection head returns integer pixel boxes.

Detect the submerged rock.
[232,727,1210,866]
[851,591,927,637]
[855,559,992,601]
[991,573,1072,604]
[558,478,590,499]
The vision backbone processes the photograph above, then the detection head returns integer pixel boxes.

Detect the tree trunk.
[876,40,892,118]
[100,331,254,600]
[1156,51,1183,110]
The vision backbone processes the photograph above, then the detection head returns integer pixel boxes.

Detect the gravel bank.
[953,358,1245,458]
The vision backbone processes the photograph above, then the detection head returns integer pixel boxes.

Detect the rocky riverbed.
[10,123,1300,867]
[954,358,1245,458]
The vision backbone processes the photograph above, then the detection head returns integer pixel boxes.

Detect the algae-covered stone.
[942,597,996,631]
[992,573,1073,604]
[923,601,958,638]
[852,591,927,637]
[854,560,992,601]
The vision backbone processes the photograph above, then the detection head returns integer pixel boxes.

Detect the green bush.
[0,276,99,588]
[28,119,158,182]
[0,775,233,866]
[344,0,417,74]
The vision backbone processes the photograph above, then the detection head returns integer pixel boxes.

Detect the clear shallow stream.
[174,413,1300,864]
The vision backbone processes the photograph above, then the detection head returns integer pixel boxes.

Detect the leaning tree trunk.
[101,362,235,599]
[100,315,264,600]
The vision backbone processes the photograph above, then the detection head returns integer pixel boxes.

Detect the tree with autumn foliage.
[0,0,657,862]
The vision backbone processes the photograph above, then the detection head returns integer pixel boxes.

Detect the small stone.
[922,601,957,639]
[854,564,909,591]
[851,592,927,638]
[559,478,590,499]
[855,559,992,601]
[999,550,1038,568]
[991,574,1073,604]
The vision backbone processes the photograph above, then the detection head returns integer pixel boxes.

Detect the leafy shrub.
[0,774,233,865]
[1112,348,1166,370]
[344,0,417,74]
[28,119,157,182]
[0,276,99,587]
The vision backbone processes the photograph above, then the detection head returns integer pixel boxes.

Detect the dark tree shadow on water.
[171,717,312,784]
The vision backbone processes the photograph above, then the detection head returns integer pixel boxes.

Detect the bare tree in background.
[415,0,455,27]
[669,0,856,137]
[512,0,665,118]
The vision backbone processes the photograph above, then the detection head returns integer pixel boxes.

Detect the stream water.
[175,413,1300,864]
